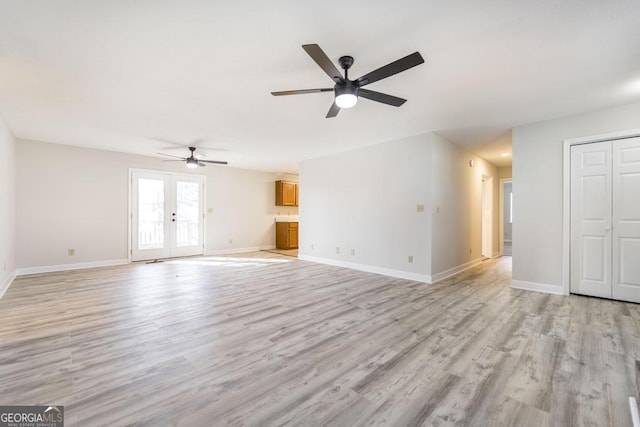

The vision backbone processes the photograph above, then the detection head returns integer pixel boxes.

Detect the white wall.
[0,115,16,294]
[513,101,640,292]
[299,132,501,283]
[299,134,432,281]
[16,139,287,271]
[430,133,499,278]
[498,166,512,180]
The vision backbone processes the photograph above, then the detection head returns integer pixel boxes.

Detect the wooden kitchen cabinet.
[276,222,298,249]
[275,181,298,206]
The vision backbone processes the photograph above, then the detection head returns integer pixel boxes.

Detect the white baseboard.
[431,258,483,283]
[511,279,566,295]
[492,251,501,259]
[205,246,275,256]
[16,259,129,276]
[297,255,431,283]
[504,239,512,243]
[1,271,17,299]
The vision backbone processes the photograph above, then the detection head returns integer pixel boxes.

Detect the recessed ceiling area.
[1,1,640,172]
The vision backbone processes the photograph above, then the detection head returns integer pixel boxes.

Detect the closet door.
[612,137,640,303]
[570,141,612,298]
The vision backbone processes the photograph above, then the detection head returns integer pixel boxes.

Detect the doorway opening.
[130,170,205,262]
[481,175,493,259]
[501,180,513,256]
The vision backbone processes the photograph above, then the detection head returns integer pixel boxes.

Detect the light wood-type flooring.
[1,253,639,426]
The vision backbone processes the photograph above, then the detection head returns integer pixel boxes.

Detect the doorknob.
[604,226,611,232]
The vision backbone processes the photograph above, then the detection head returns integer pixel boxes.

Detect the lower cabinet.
[276,222,298,249]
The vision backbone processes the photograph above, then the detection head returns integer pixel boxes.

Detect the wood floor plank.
[0,253,638,426]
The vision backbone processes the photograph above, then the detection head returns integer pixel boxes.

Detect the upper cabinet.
[276,180,298,206]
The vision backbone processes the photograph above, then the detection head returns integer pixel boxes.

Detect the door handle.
[604,226,611,232]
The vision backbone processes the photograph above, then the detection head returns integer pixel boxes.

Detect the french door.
[570,137,640,303]
[131,170,205,261]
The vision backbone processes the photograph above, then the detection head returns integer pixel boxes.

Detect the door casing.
[128,168,206,262]
[563,128,640,295]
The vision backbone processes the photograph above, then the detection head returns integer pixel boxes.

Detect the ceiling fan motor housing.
[335,80,358,96]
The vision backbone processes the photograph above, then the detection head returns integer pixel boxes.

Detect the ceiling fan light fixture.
[334,85,358,109]
[335,93,358,109]
[186,158,199,168]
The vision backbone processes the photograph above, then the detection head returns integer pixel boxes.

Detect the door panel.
[570,142,612,298]
[581,236,606,282]
[172,176,205,257]
[132,172,171,261]
[612,137,640,303]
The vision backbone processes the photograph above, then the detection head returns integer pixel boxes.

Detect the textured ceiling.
[1,1,640,172]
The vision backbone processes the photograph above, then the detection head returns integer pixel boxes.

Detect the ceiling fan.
[271,44,424,118]
[157,147,228,168]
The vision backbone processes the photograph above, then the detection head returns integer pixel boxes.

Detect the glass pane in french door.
[137,178,165,250]
[176,180,200,248]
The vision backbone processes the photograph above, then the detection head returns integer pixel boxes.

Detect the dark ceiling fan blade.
[358,89,407,107]
[157,152,186,160]
[271,88,333,96]
[162,160,184,162]
[197,161,207,167]
[326,102,340,118]
[355,52,424,87]
[302,44,345,84]
[199,160,228,165]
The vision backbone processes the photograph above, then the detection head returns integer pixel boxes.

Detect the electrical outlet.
[336,247,340,254]
[436,206,440,213]
[2,262,6,272]
[310,244,314,250]
[350,249,355,256]
[408,255,413,263]
[469,248,472,254]
[229,239,233,244]
[68,248,75,256]
[207,208,213,214]
[416,204,425,213]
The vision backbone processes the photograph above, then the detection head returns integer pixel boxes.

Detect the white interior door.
[570,141,612,298]
[612,137,640,303]
[131,171,205,261]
